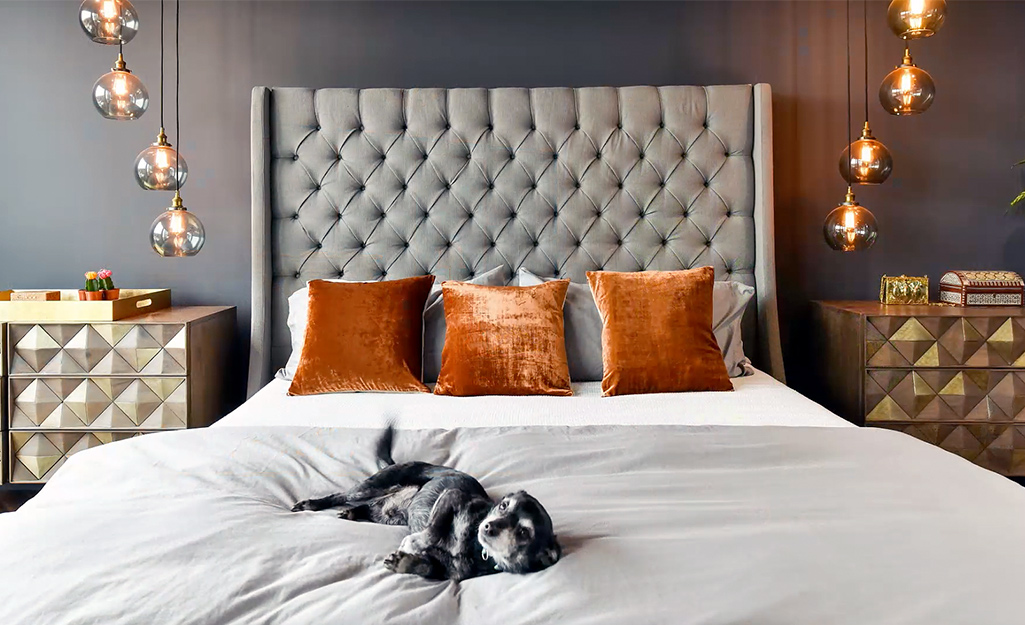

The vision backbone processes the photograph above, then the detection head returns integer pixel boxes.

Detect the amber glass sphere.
[79,0,139,45]
[135,141,187,190]
[151,198,205,257]
[879,51,935,116]
[92,57,148,121]
[887,0,946,39]
[824,193,878,252]
[840,126,893,185]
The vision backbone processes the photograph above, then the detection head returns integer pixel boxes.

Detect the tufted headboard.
[248,84,783,397]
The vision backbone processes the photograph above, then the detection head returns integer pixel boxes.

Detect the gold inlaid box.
[879,275,928,305]
[4,307,234,484]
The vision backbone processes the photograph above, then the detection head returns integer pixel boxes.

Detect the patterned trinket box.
[939,271,1024,306]
[879,275,928,305]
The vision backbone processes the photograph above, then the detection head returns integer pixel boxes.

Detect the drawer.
[9,430,150,483]
[9,377,187,430]
[865,369,1025,422]
[866,315,1025,368]
[874,422,1025,476]
[7,323,186,376]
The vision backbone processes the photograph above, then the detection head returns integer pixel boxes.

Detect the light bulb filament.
[100,1,118,19]
[843,208,858,245]
[155,148,170,169]
[169,212,186,235]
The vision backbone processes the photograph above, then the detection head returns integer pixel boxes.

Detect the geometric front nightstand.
[813,301,1025,476]
[4,306,234,484]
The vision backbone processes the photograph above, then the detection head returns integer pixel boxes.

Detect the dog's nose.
[483,522,497,537]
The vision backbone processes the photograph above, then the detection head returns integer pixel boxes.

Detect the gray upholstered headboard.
[248,84,783,397]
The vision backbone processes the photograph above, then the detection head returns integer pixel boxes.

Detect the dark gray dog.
[292,426,561,581]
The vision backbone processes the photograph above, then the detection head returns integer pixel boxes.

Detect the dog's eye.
[516,526,530,539]
[499,501,508,511]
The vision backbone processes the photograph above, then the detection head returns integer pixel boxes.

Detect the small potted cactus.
[98,269,119,300]
[81,272,104,300]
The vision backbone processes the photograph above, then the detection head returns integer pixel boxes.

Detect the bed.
[1,85,1024,624]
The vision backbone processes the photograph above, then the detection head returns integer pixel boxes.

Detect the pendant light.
[151,0,205,257]
[887,0,946,40]
[878,44,935,115]
[840,0,893,185]
[825,0,878,252]
[92,43,148,120]
[134,1,187,191]
[79,0,138,45]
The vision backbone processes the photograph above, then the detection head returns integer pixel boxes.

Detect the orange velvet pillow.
[586,267,733,396]
[287,276,435,395]
[434,281,573,397]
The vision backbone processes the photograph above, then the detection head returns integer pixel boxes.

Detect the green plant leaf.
[1015,159,1025,167]
[1012,190,1025,206]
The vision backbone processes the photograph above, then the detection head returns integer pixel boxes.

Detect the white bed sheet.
[218,368,851,429]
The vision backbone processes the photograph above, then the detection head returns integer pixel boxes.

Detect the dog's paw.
[291,500,314,512]
[337,508,358,520]
[383,551,405,572]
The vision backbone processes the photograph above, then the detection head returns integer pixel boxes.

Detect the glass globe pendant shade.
[92,54,148,120]
[135,129,188,190]
[151,193,205,257]
[823,189,878,252]
[79,0,139,45]
[879,47,935,116]
[887,0,946,39]
[839,122,894,185]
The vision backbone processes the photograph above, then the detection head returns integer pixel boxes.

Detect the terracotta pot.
[78,289,87,301]
[84,291,104,301]
[104,289,120,300]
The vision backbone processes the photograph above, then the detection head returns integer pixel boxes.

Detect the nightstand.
[3,306,234,483]
[813,301,1025,476]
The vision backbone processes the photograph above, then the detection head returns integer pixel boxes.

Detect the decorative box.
[879,275,928,305]
[939,271,1024,306]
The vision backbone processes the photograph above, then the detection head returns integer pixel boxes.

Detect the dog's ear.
[537,536,561,568]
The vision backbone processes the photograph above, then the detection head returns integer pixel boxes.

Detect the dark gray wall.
[1,1,1023,405]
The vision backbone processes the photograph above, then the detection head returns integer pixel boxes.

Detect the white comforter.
[3,374,1023,624]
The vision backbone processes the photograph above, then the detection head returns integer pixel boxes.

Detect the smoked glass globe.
[887,0,946,39]
[151,194,205,257]
[93,54,148,120]
[135,130,187,190]
[879,48,935,116]
[839,123,894,185]
[79,0,139,45]
[824,190,878,252]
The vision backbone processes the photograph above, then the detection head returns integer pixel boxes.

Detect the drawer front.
[874,423,1025,476]
[866,315,1025,368]
[865,368,1025,422]
[8,430,150,483]
[7,323,186,376]
[9,377,187,430]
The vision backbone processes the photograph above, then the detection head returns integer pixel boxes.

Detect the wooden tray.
[0,289,171,322]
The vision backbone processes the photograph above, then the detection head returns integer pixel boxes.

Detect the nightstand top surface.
[815,300,1025,317]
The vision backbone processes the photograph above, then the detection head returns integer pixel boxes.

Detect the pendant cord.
[175,0,181,196]
[159,0,164,130]
[863,0,869,125]
[846,0,852,187]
